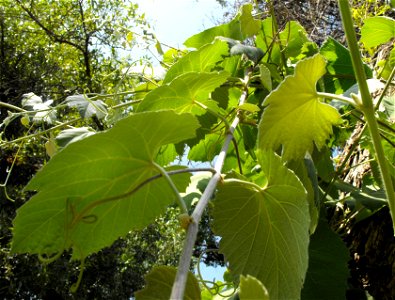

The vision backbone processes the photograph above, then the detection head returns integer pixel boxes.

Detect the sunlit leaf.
[11,111,199,259]
[135,266,201,300]
[258,54,341,160]
[21,92,56,124]
[361,16,395,48]
[137,72,229,115]
[65,95,108,119]
[184,20,242,49]
[55,127,96,149]
[212,150,309,299]
[239,3,261,38]
[183,3,262,48]
[239,275,270,300]
[164,39,229,84]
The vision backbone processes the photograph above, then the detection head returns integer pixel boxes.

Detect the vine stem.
[170,71,250,299]
[338,0,395,232]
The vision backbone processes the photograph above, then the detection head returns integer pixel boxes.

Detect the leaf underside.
[213,150,309,299]
[258,54,341,160]
[12,111,200,259]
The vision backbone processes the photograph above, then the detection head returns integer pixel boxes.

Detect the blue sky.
[134,0,232,47]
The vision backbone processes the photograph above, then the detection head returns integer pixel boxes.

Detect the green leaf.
[135,266,201,300]
[183,2,262,49]
[258,54,341,161]
[184,20,242,49]
[383,95,395,122]
[212,150,309,299]
[137,72,229,115]
[55,127,96,149]
[188,133,222,162]
[256,17,280,64]
[184,4,259,49]
[65,95,108,119]
[164,39,229,84]
[11,111,199,259]
[279,21,309,59]
[301,220,349,300]
[260,64,272,91]
[239,275,270,300]
[320,37,372,94]
[238,3,261,38]
[21,92,57,124]
[361,16,395,48]
[238,103,260,113]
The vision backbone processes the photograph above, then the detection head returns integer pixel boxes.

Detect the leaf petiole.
[317,92,357,107]
[152,162,189,214]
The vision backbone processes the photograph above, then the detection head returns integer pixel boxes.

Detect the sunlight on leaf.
[258,54,341,160]
[163,39,229,84]
[11,111,199,259]
[137,71,229,115]
[361,16,395,49]
[239,275,270,300]
[213,150,309,299]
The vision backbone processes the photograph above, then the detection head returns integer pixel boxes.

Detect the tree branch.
[170,70,251,299]
[15,0,84,52]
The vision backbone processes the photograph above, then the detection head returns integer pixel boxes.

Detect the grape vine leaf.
[360,16,395,49]
[137,72,229,115]
[135,266,201,300]
[183,3,259,49]
[163,39,229,84]
[320,37,372,94]
[55,127,96,149]
[239,275,270,300]
[258,54,341,161]
[238,3,261,38]
[212,150,309,299]
[301,220,349,300]
[11,111,199,259]
[65,95,107,119]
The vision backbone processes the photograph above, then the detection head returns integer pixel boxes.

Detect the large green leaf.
[361,16,395,48]
[256,19,308,64]
[320,37,372,94]
[279,21,309,59]
[238,3,261,38]
[239,275,270,300]
[184,19,242,49]
[212,150,309,299]
[258,54,341,161]
[11,111,199,259]
[163,39,229,84]
[137,72,229,115]
[183,3,259,49]
[135,266,201,300]
[301,220,349,300]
